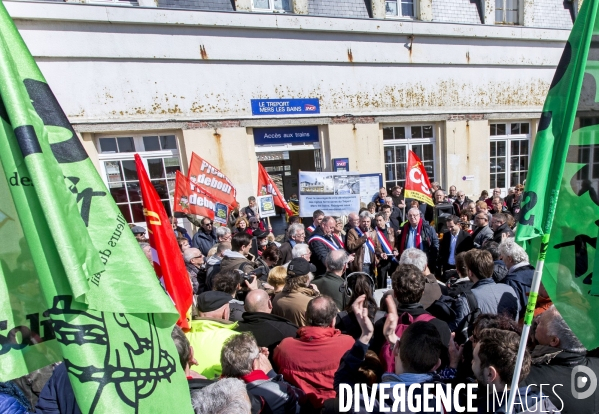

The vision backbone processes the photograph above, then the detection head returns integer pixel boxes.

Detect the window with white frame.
[97,134,181,224]
[253,0,292,12]
[385,0,415,17]
[383,125,435,190]
[495,0,519,24]
[490,122,530,191]
[87,0,138,5]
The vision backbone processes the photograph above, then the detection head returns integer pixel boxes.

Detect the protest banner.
[404,150,434,206]
[214,202,228,225]
[0,3,192,412]
[187,152,238,208]
[257,162,293,215]
[508,1,599,412]
[136,155,193,330]
[298,171,360,216]
[173,170,216,219]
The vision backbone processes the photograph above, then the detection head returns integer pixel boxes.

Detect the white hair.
[288,223,305,238]
[399,248,428,271]
[546,305,586,353]
[292,243,310,258]
[183,248,201,264]
[191,378,251,414]
[498,238,528,264]
[215,226,231,238]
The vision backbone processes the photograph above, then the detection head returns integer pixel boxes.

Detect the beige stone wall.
[443,119,490,198]
[325,123,384,175]
[181,127,257,207]
[79,132,100,173]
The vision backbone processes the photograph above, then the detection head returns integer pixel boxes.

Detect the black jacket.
[438,230,473,271]
[34,363,81,414]
[389,206,402,231]
[278,241,293,265]
[492,222,514,243]
[308,228,341,276]
[521,346,599,414]
[235,312,298,356]
[398,220,439,273]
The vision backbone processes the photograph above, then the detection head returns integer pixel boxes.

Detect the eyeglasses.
[194,255,203,259]
[203,222,213,226]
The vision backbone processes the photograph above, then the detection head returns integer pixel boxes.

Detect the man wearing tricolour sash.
[308,215,341,276]
[346,211,382,277]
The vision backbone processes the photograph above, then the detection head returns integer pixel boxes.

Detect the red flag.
[404,150,434,206]
[135,154,193,330]
[187,152,238,209]
[174,171,216,219]
[257,163,294,216]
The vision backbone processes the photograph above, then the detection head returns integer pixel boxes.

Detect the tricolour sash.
[376,228,398,263]
[306,225,316,234]
[354,227,375,254]
[332,234,345,249]
[308,235,340,251]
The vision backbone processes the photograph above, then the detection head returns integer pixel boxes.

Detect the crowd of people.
[2,184,598,414]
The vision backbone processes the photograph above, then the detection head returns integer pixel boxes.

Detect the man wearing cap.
[186,290,239,379]
[250,229,270,259]
[191,217,218,256]
[271,257,319,327]
[131,226,146,241]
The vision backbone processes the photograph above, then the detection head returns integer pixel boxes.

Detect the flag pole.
[506,234,549,414]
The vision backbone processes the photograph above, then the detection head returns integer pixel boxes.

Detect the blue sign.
[333,158,349,172]
[251,98,320,116]
[253,126,319,146]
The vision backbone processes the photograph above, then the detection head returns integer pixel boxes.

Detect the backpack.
[379,312,436,373]
[455,290,480,344]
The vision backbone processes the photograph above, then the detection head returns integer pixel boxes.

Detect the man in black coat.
[438,215,473,277]
[397,208,439,274]
[278,222,305,265]
[521,306,599,414]
[235,290,298,357]
[491,213,514,243]
[308,216,343,276]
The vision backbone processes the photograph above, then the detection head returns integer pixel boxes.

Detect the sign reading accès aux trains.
[251,98,320,116]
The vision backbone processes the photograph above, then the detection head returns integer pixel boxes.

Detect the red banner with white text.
[174,171,216,219]
[187,152,238,208]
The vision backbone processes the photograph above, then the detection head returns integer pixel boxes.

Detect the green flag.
[516,0,599,349]
[0,3,193,413]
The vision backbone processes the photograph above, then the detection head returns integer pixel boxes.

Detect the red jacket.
[273,326,354,409]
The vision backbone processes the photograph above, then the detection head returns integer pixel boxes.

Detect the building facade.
[6,0,575,223]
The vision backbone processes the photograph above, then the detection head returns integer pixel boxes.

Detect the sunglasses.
[203,222,213,226]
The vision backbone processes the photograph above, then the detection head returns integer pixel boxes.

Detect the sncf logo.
[304,104,317,111]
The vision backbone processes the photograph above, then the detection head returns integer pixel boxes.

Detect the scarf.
[399,219,423,252]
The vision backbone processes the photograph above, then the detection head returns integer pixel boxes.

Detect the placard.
[257,195,277,218]
[214,203,228,225]
[298,171,360,216]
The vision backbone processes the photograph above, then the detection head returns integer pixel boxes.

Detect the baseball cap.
[252,229,269,239]
[287,257,316,278]
[196,291,232,313]
[131,226,146,235]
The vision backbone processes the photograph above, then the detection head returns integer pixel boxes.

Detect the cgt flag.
[515,0,599,350]
[0,3,192,413]
[174,170,216,220]
[403,150,434,206]
[187,152,238,209]
[136,155,193,330]
[257,162,294,216]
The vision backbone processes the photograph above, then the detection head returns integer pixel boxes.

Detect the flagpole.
[506,234,549,414]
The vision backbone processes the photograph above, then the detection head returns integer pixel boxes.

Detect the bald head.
[348,212,359,228]
[244,289,272,313]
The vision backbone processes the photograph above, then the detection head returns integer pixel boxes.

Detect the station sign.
[251,98,320,116]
